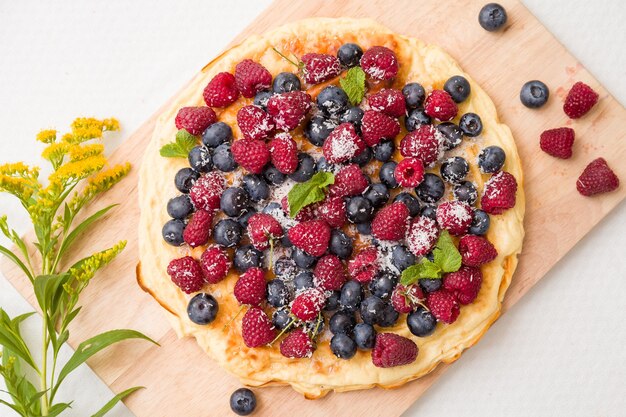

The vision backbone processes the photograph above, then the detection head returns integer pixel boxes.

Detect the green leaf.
[432,230,462,273]
[90,386,144,417]
[400,261,442,286]
[33,274,70,316]
[0,310,37,370]
[339,67,366,106]
[0,399,23,414]
[47,402,72,417]
[286,171,334,217]
[0,243,33,283]
[159,129,198,158]
[57,204,118,258]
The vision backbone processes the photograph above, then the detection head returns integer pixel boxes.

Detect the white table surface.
[1,1,624,416]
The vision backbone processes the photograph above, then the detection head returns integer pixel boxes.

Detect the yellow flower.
[36,129,57,144]
[61,117,120,144]
[66,162,131,214]
[69,143,104,162]
[49,155,106,185]
[0,176,35,201]
[68,240,127,283]
[41,142,70,163]
[0,162,39,179]
[102,118,120,131]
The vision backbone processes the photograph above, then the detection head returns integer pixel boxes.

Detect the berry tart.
[137,18,525,399]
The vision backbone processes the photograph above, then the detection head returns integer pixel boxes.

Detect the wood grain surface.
[3,0,625,416]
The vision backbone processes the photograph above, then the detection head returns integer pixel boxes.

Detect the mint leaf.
[287,171,334,217]
[432,230,462,273]
[159,129,198,158]
[400,260,442,286]
[339,67,366,106]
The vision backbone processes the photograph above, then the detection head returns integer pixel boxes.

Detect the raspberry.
[424,90,458,122]
[313,254,348,290]
[189,172,226,212]
[426,290,460,324]
[266,91,312,131]
[406,216,439,256]
[443,266,483,305]
[563,81,599,119]
[391,284,425,314]
[269,133,298,174]
[301,53,341,84]
[182,209,213,247]
[360,46,399,80]
[368,88,406,117]
[399,125,444,167]
[322,123,366,164]
[203,72,239,108]
[371,333,418,368]
[234,267,267,306]
[236,105,274,141]
[291,288,326,321]
[280,196,316,222]
[174,106,216,136]
[317,197,346,228]
[394,157,425,187]
[241,306,276,348]
[167,256,206,294]
[361,110,400,147]
[576,157,620,196]
[371,202,411,241]
[540,127,575,159]
[234,59,272,98]
[458,235,498,267]
[327,164,369,198]
[247,212,283,251]
[199,246,231,284]
[436,201,473,236]
[280,328,314,358]
[287,220,331,257]
[481,171,518,214]
[348,247,380,283]
[231,138,270,174]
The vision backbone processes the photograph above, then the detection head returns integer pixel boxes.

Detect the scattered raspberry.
[348,247,380,283]
[266,91,312,131]
[371,202,411,241]
[234,267,267,306]
[236,105,275,141]
[360,46,399,81]
[183,209,213,247]
[301,53,342,84]
[394,157,425,187]
[371,333,418,368]
[231,138,270,174]
[459,235,498,267]
[368,88,406,117]
[280,196,316,222]
[291,288,326,321]
[406,216,439,257]
[563,81,599,119]
[189,172,226,212]
[313,254,348,290]
[327,164,369,198]
[443,266,483,305]
[287,220,331,257]
[540,127,575,159]
[576,157,620,196]
[241,306,276,348]
[424,90,458,122]
[361,110,401,147]
[436,201,473,236]
[269,133,298,174]
[391,284,425,314]
[481,171,518,214]
[174,106,216,136]
[400,125,443,167]
[426,290,460,324]
[317,197,346,228]
[234,59,272,98]
[199,246,231,284]
[280,328,314,358]
[203,72,240,108]
[246,212,283,251]
[167,256,206,294]
[322,122,366,164]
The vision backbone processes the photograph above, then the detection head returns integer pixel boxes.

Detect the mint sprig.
[400,231,462,286]
[159,129,198,158]
[339,67,366,106]
[287,171,334,217]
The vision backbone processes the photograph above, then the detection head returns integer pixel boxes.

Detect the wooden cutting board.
[3,0,625,416]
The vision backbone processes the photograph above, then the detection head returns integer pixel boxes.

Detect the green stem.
[40,321,49,416]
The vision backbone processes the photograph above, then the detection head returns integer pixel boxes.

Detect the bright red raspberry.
[459,235,498,267]
[183,209,213,247]
[269,133,298,174]
[371,202,411,241]
[266,91,312,131]
[174,106,216,136]
[391,284,425,314]
[322,122,366,164]
[371,333,418,368]
[443,266,483,305]
[236,105,274,141]
[426,290,460,324]
[317,197,346,228]
[406,216,439,257]
[481,171,518,214]
[360,46,399,81]
[234,59,272,98]
[360,110,400,147]
[234,267,267,306]
[189,172,226,212]
[576,157,620,196]
[241,306,276,348]
[436,201,473,236]
[247,212,283,251]
[280,328,314,358]
[394,157,425,187]
[280,196,316,222]
[424,90,458,122]
[540,127,575,159]
[301,53,341,84]
[563,81,599,119]
[368,88,406,117]
[291,288,326,321]
[287,220,331,257]
[167,256,206,294]
[313,254,348,291]
[348,247,380,283]
[231,138,270,174]
[327,164,369,198]
[199,246,231,284]
[203,72,239,108]
[400,125,443,167]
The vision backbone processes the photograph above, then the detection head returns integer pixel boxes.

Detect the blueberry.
[394,192,420,216]
[420,205,438,222]
[372,140,395,162]
[304,316,325,338]
[330,333,357,359]
[363,183,389,208]
[419,277,442,293]
[316,156,332,172]
[356,222,372,235]
[479,3,508,31]
[174,168,199,193]
[440,156,469,184]
[378,303,400,327]
[294,271,314,290]
[267,279,290,307]
[212,143,237,172]
[202,122,232,148]
[220,187,250,217]
[405,108,432,132]
[346,196,374,224]
[291,247,317,269]
[350,147,372,167]
[272,72,301,93]
[337,43,363,68]
[272,307,294,330]
[329,229,353,260]
[478,146,506,173]
[391,245,416,272]
[369,272,398,300]
[406,306,436,337]
[520,80,549,108]
[281,233,292,247]
[237,208,257,228]
[289,153,316,182]
[305,116,337,147]
[469,209,491,235]
[230,388,256,416]
[415,173,445,203]
[444,75,471,103]
[379,161,399,188]
[340,280,364,312]
[453,181,478,204]
[459,112,483,137]
[262,201,282,214]
[213,219,242,248]
[402,83,426,109]
[242,174,269,202]
[187,293,219,325]
[339,106,365,129]
[273,256,298,278]
[234,245,263,272]
[360,296,385,325]
[437,122,463,150]
[317,86,349,116]
[188,145,213,173]
[253,90,272,109]
[162,219,185,246]
[264,165,286,185]
[329,311,356,335]
[353,323,376,350]
[167,194,194,219]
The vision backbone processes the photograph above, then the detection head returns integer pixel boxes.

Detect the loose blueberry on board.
[369,272,398,300]
[272,72,301,93]
[267,279,290,308]
[213,219,242,248]
[478,145,506,173]
[220,187,250,217]
[264,165,286,185]
[350,147,372,167]
[372,140,395,162]
[291,247,317,269]
[415,173,445,203]
[346,196,374,223]
[174,168,199,193]
[230,388,257,416]
[453,181,478,205]
[202,121,232,148]
[167,194,194,219]
[440,156,470,184]
[363,183,390,208]
[339,106,365,129]
[237,208,257,228]
[469,208,491,235]
[402,83,426,109]
[317,86,349,116]
[379,161,399,188]
[316,156,332,172]
[378,303,400,327]
[187,293,219,325]
[253,90,272,109]
[337,43,363,67]
[330,333,357,359]
[444,75,471,103]
[188,145,213,173]
[405,108,432,132]
[407,306,437,337]
[459,112,483,137]
[273,256,298,278]
[294,271,315,290]
[234,245,264,272]
[437,122,463,151]
[272,307,294,330]
[324,290,341,311]
[420,205,438,222]
[305,116,337,147]
[478,2,508,31]
[394,192,420,216]
[391,245,416,272]
[329,229,354,260]
[356,222,372,235]
[360,296,385,325]
[330,311,356,335]
[289,153,316,182]
[212,143,238,172]
[242,174,270,202]
[520,80,550,108]
[162,219,185,246]
[340,280,364,312]
[419,277,442,293]
[354,323,376,350]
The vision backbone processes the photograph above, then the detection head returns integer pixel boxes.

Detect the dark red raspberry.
[322,122,366,164]
[394,157,425,187]
[576,157,620,196]
[391,284,425,314]
[167,256,206,294]
[266,91,312,132]
[291,288,326,321]
[458,235,498,267]
[247,212,283,251]
[443,266,483,305]
[189,172,226,212]
[269,133,298,174]
[203,72,240,108]
[400,124,443,167]
[280,328,314,358]
[424,90,458,121]
[360,46,399,81]
[426,289,460,324]
[301,53,342,84]
[348,247,380,283]
[313,254,348,291]
[183,209,213,247]
[436,201,473,236]
[288,220,331,257]
[360,110,400,147]
[371,202,411,241]
[327,164,369,198]
[563,81,599,119]
[174,106,216,136]
[406,216,439,257]
[199,246,231,284]
[231,138,270,174]
[317,197,346,228]
[236,104,274,141]
[241,306,276,348]
[234,59,272,98]
[233,267,267,306]
[481,171,518,214]
[540,127,575,159]
[368,88,406,117]
[371,333,418,368]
